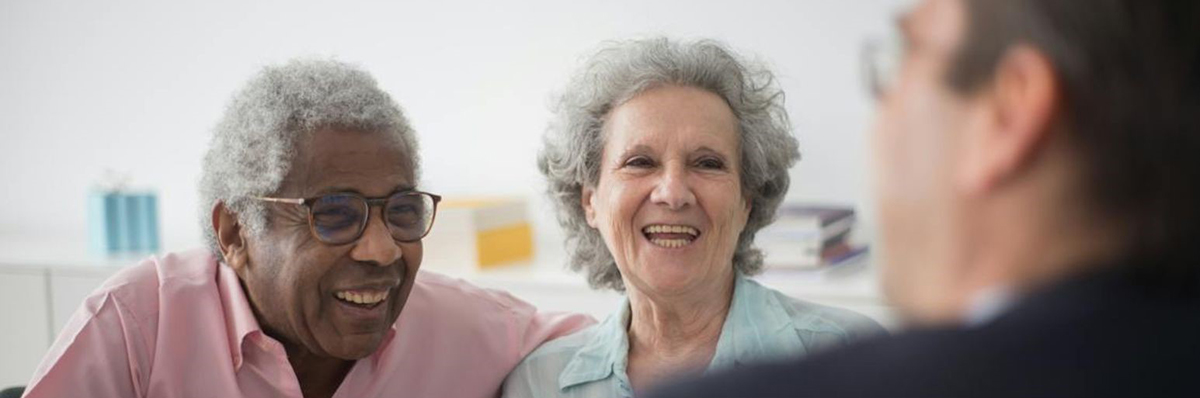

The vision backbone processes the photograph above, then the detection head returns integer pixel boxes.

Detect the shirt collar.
[556,273,805,390]
[370,326,399,368]
[216,261,263,370]
[708,274,806,370]
[558,298,630,390]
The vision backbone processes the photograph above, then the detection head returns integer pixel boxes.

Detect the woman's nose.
[350,209,403,267]
[649,166,696,210]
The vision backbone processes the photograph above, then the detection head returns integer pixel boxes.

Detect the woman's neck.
[625,273,736,393]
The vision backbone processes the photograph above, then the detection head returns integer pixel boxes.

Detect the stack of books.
[757,204,867,269]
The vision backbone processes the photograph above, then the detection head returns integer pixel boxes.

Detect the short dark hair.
[949,0,1200,283]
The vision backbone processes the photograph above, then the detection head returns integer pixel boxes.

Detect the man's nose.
[350,209,403,266]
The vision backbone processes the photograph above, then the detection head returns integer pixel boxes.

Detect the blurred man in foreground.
[651,0,1200,396]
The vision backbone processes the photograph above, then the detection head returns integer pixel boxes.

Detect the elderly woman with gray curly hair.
[503,38,885,398]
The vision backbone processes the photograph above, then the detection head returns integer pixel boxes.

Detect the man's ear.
[581,185,599,228]
[959,45,1061,195]
[212,202,250,271]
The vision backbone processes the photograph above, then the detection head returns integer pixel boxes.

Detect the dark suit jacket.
[649,267,1200,398]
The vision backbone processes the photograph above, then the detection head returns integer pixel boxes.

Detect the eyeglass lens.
[308,192,435,244]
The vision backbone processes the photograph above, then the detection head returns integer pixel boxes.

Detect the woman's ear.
[212,202,250,271]
[742,197,753,226]
[581,186,599,228]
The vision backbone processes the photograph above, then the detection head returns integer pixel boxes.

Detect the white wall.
[0,0,910,255]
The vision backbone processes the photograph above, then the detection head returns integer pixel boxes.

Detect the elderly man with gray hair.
[502,38,884,398]
[21,58,592,398]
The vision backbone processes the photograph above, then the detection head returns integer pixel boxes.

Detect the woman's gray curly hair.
[199,58,419,255]
[539,38,801,292]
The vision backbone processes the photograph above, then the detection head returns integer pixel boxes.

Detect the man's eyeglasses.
[254,191,442,245]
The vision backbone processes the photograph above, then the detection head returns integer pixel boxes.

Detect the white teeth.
[642,224,699,236]
[643,224,699,249]
[335,290,387,305]
[649,238,691,248]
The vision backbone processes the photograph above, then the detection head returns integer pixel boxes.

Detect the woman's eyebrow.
[617,144,655,158]
[693,146,731,159]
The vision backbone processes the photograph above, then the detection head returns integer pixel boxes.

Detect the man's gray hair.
[199,58,419,254]
[539,38,801,292]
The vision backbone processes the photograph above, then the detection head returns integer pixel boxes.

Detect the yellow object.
[422,197,535,271]
[441,198,508,209]
[476,223,533,268]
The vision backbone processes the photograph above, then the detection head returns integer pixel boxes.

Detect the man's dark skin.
[214,129,421,398]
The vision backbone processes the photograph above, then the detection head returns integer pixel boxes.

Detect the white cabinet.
[0,234,128,390]
[48,269,120,338]
[0,265,122,389]
[0,268,51,389]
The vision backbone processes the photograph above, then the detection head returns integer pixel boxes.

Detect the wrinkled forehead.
[603,86,741,155]
[285,128,416,197]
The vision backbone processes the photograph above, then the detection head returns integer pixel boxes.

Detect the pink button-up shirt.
[22,249,593,397]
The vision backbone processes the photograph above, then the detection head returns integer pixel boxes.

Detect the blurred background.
[0,0,909,254]
[0,0,910,388]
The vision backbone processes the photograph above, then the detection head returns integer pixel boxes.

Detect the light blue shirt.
[502,273,886,398]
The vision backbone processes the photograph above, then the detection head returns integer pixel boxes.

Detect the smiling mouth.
[334,289,390,309]
[642,224,701,248]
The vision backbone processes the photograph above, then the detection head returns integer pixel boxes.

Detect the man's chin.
[323,334,388,360]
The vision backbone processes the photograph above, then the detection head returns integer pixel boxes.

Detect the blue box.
[132,193,159,252]
[88,190,160,255]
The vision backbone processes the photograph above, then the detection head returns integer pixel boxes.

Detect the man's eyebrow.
[314,186,357,195]
[311,184,417,197]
